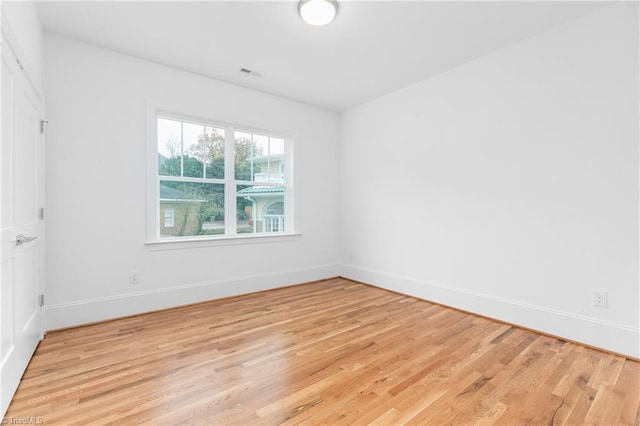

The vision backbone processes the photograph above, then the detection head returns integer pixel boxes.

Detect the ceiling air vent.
[240,68,262,77]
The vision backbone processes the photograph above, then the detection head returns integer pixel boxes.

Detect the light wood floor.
[6,278,640,425]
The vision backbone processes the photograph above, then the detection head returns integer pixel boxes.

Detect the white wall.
[340,4,639,358]
[44,35,340,329]
[2,1,44,92]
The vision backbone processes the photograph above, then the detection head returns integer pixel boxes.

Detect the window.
[263,201,285,233]
[152,114,292,241]
[163,208,175,227]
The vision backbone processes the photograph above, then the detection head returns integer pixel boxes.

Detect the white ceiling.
[36,1,606,112]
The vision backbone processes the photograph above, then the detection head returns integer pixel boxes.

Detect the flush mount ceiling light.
[298,0,338,26]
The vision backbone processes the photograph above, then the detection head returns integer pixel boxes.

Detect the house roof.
[237,186,285,196]
[160,185,206,202]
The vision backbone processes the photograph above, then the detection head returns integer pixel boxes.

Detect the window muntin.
[155,116,291,240]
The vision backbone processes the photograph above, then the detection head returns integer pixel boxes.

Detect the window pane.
[235,131,260,180]
[252,135,269,182]
[237,185,285,234]
[159,181,224,237]
[158,118,182,177]
[181,122,202,178]
[270,138,284,155]
[267,137,285,183]
[235,132,286,183]
[181,123,225,179]
[203,127,225,179]
[236,185,254,234]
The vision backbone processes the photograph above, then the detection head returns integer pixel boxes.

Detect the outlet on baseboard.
[592,290,608,308]
[129,271,140,284]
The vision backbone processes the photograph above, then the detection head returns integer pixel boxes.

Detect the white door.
[1,33,45,415]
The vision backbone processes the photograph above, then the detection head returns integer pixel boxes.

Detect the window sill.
[145,233,301,251]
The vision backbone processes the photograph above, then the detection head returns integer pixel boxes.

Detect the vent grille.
[240,68,262,78]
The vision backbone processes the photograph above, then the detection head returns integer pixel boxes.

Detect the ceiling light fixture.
[298,0,338,26]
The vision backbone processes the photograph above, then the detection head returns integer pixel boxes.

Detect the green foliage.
[198,228,225,236]
[199,202,224,223]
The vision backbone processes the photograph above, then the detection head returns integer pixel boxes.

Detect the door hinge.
[40,120,49,134]
[39,207,45,220]
[39,294,44,307]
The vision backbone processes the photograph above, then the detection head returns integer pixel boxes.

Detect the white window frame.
[146,102,297,248]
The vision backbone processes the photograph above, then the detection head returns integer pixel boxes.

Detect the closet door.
[1,33,45,415]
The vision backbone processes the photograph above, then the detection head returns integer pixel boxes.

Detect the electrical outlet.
[129,271,140,284]
[592,290,608,308]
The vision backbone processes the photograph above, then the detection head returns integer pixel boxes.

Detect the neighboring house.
[160,184,206,237]
[237,154,286,233]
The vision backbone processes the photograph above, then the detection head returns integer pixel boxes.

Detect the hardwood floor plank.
[6,278,639,425]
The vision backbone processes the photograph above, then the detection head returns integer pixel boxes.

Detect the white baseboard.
[45,263,340,331]
[44,262,639,358]
[340,264,640,359]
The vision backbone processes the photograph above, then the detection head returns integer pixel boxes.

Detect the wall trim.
[43,262,639,358]
[45,263,340,331]
[340,264,639,359]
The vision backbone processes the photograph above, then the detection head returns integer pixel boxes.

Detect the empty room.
[1,0,639,424]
